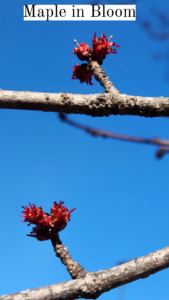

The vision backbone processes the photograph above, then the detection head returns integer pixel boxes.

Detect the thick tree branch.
[59,113,169,159]
[1,246,169,300]
[51,234,88,279]
[0,78,169,117]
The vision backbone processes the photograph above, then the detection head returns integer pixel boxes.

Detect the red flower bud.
[27,226,50,241]
[71,63,94,85]
[73,40,93,62]
[21,203,48,225]
[92,33,120,65]
[21,201,76,241]
[71,33,120,85]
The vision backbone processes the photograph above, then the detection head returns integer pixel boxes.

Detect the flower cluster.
[71,33,120,85]
[21,201,75,241]
[92,33,120,65]
[72,42,92,62]
[72,63,94,85]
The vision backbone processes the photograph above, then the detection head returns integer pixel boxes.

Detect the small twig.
[59,113,169,159]
[156,146,169,158]
[50,233,88,279]
[90,60,120,94]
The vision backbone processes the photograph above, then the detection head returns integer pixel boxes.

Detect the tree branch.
[90,60,119,94]
[156,146,169,158]
[59,113,169,159]
[0,70,169,118]
[50,234,88,279]
[1,246,169,300]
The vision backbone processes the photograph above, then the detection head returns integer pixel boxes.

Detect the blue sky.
[0,0,169,300]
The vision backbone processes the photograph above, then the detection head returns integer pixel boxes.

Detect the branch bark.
[156,146,169,158]
[1,246,169,300]
[59,113,169,159]
[51,234,88,279]
[0,66,168,118]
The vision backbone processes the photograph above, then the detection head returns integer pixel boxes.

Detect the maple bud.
[71,63,94,85]
[71,33,120,85]
[21,201,76,241]
[73,40,93,62]
[92,32,120,65]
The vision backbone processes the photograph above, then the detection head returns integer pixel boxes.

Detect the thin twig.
[50,234,87,279]
[156,146,169,158]
[90,60,119,94]
[59,113,169,158]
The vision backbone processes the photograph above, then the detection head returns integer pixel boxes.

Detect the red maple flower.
[47,201,76,231]
[21,201,76,241]
[92,33,120,65]
[72,40,93,62]
[71,63,94,85]
[71,33,120,85]
[21,203,48,225]
[27,226,50,241]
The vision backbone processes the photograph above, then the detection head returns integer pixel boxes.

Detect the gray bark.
[0,62,168,117]
[0,89,168,118]
[1,246,169,300]
[0,61,169,117]
[51,234,87,279]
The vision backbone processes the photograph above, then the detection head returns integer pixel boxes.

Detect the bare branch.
[51,234,88,279]
[90,60,119,94]
[140,6,169,41]
[156,146,169,158]
[0,78,169,117]
[59,113,169,158]
[1,246,169,300]
[59,113,169,146]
